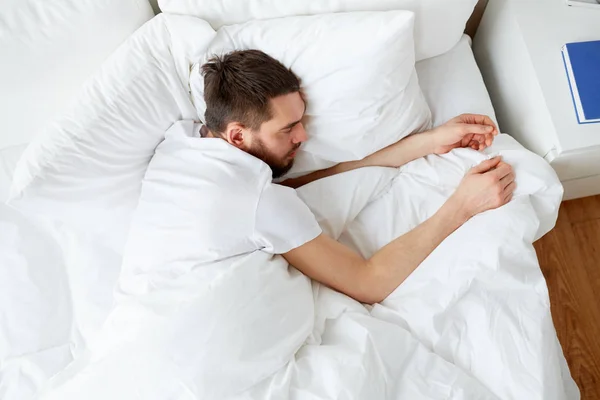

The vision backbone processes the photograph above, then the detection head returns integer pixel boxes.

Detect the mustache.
[288,143,301,156]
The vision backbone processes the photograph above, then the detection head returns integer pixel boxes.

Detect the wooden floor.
[534,194,600,399]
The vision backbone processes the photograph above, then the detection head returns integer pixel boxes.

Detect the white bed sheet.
[0,145,26,202]
[0,33,578,400]
[0,206,122,400]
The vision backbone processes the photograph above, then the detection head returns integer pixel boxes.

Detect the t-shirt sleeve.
[253,183,322,254]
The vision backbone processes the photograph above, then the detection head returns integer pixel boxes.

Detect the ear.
[224,122,249,150]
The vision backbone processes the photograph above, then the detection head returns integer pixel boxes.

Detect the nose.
[291,123,308,144]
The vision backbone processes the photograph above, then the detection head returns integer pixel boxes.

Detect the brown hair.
[201,50,301,134]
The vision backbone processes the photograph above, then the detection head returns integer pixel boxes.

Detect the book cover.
[562,40,600,124]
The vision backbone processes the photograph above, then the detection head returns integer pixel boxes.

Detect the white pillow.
[190,11,432,175]
[159,0,478,61]
[9,14,216,251]
[0,0,154,149]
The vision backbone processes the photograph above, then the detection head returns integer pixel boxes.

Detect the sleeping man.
[196,49,515,304]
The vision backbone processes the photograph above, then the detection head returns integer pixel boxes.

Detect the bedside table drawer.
[562,174,600,200]
[546,147,600,181]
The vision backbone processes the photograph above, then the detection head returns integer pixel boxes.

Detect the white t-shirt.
[131,120,321,265]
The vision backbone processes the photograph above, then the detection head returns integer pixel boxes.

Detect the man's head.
[201,50,307,178]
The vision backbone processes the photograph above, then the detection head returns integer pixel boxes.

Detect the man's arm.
[284,197,466,304]
[281,114,498,189]
[281,131,433,189]
[283,157,514,304]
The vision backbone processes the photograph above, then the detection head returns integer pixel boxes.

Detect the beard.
[248,138,299,179]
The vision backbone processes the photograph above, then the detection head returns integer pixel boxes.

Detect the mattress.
[0,34,578,399]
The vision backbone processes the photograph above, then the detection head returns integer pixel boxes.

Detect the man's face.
[245,92,307,178]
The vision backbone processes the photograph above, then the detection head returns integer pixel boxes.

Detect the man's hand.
[430,114,499,155]
[449,156,516,220]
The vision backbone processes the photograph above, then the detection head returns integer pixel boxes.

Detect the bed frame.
[466,0,489,37]
[147,0,489,39]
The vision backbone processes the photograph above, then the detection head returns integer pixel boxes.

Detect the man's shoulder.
[161,120,272,191]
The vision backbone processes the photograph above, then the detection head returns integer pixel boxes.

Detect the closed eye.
[278,119,301,133]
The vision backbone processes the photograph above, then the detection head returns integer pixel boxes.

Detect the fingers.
[469,135,485,145]
[504,181,516,195]
[462,124,495,135]
[484,132,494,147]
[468,135,487,151]
[499,170,515,189]
[490,162,512,180]
[456,114,499,134]
[503,181,516,203]
[470,156,502,174]
[460,133,474,147]
[454,114,499,151]
[459,125,497,151]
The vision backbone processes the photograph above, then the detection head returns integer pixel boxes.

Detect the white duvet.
[33,133,578,399]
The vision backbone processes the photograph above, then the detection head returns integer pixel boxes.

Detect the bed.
[0,2,579,399]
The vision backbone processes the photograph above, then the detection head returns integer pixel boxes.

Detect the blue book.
[561,40,600,124]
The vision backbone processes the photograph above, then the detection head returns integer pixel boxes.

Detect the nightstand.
[473,0,600,200]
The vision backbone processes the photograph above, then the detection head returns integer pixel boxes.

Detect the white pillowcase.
[159,0,478,61]
[9,11,430,250]
[0,0,154,149]
[190,11,431,175]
